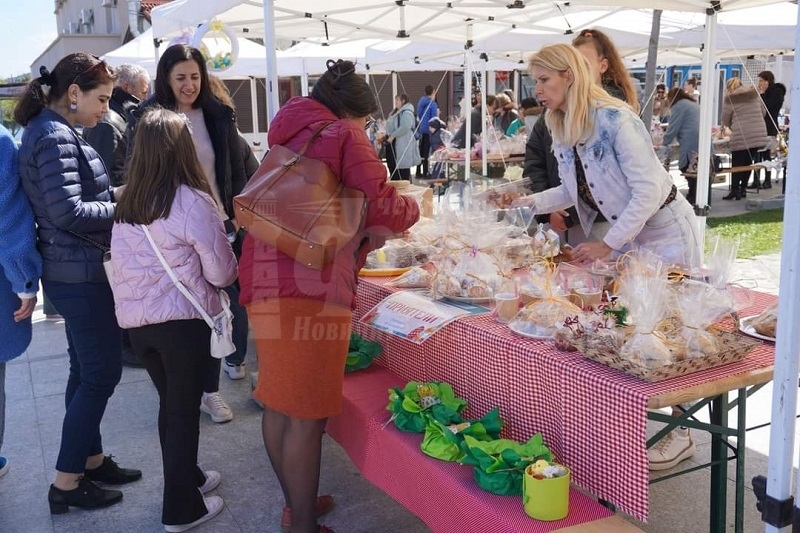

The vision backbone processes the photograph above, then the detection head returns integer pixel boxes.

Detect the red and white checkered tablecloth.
[353,278,777,522]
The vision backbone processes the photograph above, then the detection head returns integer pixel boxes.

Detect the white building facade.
[31,0,167,75]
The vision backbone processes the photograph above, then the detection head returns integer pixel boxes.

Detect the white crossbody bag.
[141,225,236,359]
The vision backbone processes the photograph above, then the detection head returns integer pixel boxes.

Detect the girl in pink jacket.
[109,108,237,532]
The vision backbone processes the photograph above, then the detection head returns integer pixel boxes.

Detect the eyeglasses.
[364,117,375,131]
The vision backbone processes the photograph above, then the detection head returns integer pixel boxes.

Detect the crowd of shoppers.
[3,22,788,530]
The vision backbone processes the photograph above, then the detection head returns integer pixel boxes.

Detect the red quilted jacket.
[238,97,420,309]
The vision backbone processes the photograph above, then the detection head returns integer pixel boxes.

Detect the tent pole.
[641,9,662,120]
[481,64,488,179]
[391,72,398,101]
[464,54,472,183]
[250,76,259,136]
[262,0,280,126]
[300,59,309,96]
[764,12,800,532]
[694,7,717,247]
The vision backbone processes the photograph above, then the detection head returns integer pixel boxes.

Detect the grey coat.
[722,86,769,152]
[662,98,700,170]
[385,103,421,170]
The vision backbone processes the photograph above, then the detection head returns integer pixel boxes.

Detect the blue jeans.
[202,283,249,393]
[43,280,122,474]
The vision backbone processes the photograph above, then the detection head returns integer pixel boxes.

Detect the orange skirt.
[247,298,352,419]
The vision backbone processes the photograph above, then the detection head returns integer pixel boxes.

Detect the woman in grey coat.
[383,94,421,180]
[663,88,700,203]
[721,77,769,200]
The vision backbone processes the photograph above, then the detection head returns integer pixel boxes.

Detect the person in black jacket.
[128,45,249,425]
[751,70,787,190]
[83,64,150,187]
[15,52,141,514]
[83,63,150,369]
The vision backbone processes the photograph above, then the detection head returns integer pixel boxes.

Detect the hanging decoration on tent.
[191,19,239,72]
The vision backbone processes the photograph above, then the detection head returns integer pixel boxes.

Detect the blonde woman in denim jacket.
[514,43,702,473]
[515,44,701,269]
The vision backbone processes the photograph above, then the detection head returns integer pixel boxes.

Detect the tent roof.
[103,29,279,78]
[152,0,791,46]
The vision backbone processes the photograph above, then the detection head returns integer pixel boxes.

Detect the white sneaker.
[165,495,224,532]
[648,428,696,471]
[223,361,246,380]
[200,392,233,423]
[199,470,220,494]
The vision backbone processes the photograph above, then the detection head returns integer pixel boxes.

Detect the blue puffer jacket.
[0,124,42,362]
[18,109,115,283]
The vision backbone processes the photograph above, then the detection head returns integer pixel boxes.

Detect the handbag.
[233,122,367,270]
[141,225,236,359]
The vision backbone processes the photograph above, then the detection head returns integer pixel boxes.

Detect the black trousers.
[129,319,212,526]
[417,134,431,177]
[752,149,772,186]
[731,148,757,195]
[384,141,397,179]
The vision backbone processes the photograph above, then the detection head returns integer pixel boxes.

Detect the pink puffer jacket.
[111,185,238,329]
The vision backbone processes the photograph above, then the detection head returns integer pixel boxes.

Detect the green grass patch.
[706,209,784,259]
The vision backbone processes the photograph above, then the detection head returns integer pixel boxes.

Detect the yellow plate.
[359,266,412,277]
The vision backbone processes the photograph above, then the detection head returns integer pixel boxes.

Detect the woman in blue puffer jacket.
[15,53,141,514]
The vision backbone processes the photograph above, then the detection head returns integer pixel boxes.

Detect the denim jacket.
[531,105,675,252]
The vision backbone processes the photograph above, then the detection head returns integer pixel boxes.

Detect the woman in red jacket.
[238,59,420,533]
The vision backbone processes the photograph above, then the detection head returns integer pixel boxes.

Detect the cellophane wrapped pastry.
[364,240,415,269]
[510,262,581,338]
[387,266,433,289]
[430,211,512,299]
[473,178,531,210]
[674,281,733,359]
[616,255,674,368]
[531,224,561,259]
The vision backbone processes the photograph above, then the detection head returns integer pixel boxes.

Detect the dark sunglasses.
[72,54,112,86]
[364,117,376,131]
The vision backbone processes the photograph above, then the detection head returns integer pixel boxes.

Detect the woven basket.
[565,326,759,382]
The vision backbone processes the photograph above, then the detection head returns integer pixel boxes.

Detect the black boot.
[722,192,737,200]
[48,478,123,514]
[763,178,772,190]
[83,456,142,485]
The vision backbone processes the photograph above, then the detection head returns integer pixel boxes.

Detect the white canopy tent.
[150,4,800,530]
[101,28,288,79]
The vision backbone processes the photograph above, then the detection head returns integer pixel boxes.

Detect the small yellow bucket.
[522,464,570,521]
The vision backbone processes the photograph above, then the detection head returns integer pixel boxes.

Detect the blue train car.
[630,62,745,91]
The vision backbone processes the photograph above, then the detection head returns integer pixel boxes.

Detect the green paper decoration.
[345,333,383,373]
[386,381,468,433]
[459,434,553,495]
[421,408,504,463]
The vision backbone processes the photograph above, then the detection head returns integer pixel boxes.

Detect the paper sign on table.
[360,290,488,344]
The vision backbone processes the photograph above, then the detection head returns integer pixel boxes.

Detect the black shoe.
[48,478,123,514]
[746,184,760,190]
[121,345,143,368]
[722,193,737,200]
[83,456,142,485]
[763,181,773,189]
